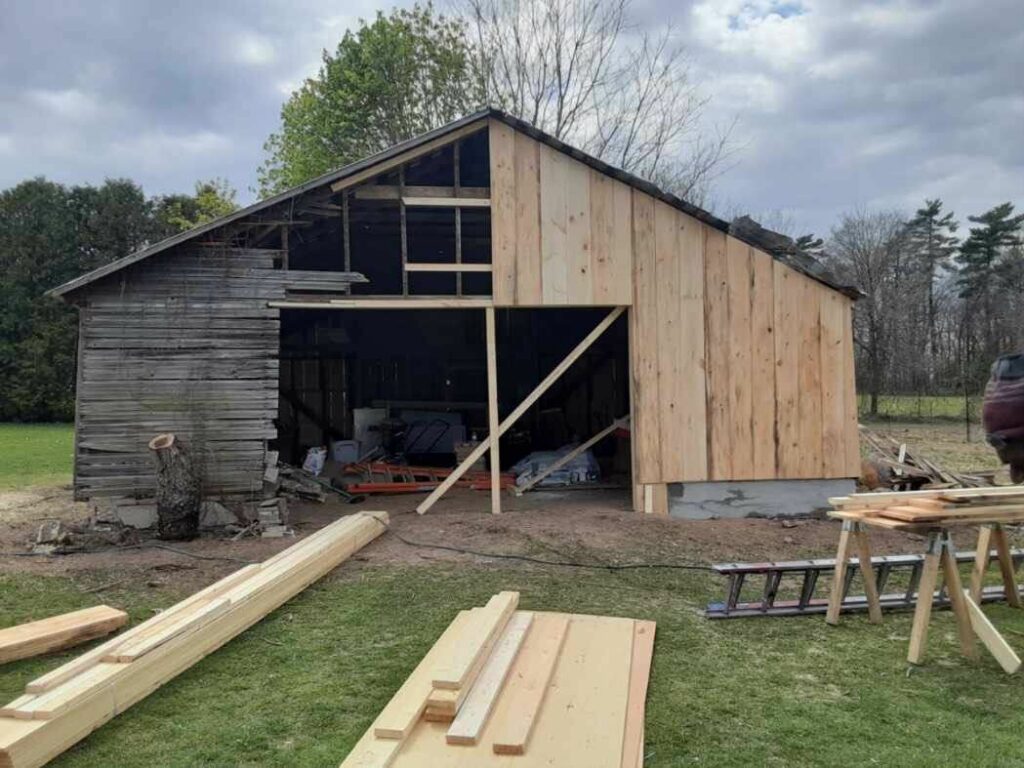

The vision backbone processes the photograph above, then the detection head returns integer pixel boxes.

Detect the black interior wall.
[277,308,629,472]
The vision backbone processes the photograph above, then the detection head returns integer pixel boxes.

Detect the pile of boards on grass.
[0,607,127,666]
[829,486,1024,528]
[859,426,992,490]
[341,591,655,768]
[0,511,388,768]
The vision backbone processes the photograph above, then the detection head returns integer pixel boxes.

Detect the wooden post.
[400,167,408,296]
[416,307,625,514]
[907,533,942,665]
[642,484,668,516]
[941,532,979,660]
[826,520,854,626]
[992,525,1021,607]
[485,308,501,515]
[853,525,883,624]
[281,225,289,270]
[454,142,463,297]
[970,525,994,604]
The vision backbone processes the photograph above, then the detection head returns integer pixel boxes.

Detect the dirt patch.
[1,484,984,599]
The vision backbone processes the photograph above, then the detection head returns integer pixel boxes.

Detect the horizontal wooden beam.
[268,298,494,310]
[355,185,489,201]
[402,197,491,208]
[405,263,493,273]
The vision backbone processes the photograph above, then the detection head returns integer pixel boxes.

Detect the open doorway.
[275,307,630,492]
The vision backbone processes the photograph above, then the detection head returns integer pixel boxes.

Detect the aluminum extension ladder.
[706,550,1024,619]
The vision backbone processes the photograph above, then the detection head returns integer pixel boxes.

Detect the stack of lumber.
[0,511,388,768]
[0,607,127,666]
[829,487,1024,529]
[860,426,991,490]
[341,591,655,768]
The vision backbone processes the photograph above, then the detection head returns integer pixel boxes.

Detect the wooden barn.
[49,108,862,519]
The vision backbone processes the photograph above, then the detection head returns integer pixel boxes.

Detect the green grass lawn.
[0,423,74,489]
[858,393,983,423]
[4,563,1024,767]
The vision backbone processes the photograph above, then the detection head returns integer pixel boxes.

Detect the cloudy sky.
[1,0,1020,236]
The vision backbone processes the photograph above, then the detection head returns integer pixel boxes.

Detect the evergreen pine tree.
[904,199,958,368]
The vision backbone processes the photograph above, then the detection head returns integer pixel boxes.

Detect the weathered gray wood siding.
[74,246,284,500]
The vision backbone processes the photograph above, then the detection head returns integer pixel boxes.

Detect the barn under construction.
[50,108,862,518]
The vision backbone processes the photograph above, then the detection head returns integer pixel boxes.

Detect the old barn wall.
[489,120,860,485]
[73,246,285,500]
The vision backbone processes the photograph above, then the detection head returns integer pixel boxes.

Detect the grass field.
[858,393,983,423]
[0,423,73,489]
[3,563,1024,768]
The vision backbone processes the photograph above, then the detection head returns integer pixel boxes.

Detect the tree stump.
[148,433,201,540]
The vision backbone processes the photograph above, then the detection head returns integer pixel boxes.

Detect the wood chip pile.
[341,591,655,768]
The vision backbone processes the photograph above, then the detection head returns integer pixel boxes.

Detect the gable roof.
[49,107,860,299]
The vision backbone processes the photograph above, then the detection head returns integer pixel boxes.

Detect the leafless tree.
[458,0,733,203]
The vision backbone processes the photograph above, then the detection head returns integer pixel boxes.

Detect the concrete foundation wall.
[667,478,856,520]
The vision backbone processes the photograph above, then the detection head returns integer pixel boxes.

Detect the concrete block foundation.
[668,478,856,520]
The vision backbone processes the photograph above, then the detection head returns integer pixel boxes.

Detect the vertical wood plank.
[654,201,684,480]
[677,213,708,481]
[513,131,542,305]
[841,299,862,474]
[773,263,800,476]
[750,248,777,479]
[488,121,517,306]
[539,145,568,304]
[819,291,847,477]
[485,308,501,515]
[726,237,754,479]
[610,180,634,305]
[590,171,613,305]
[564,158,592,304]
[630,192,661,484]
[703,228,731,480]
[797,275,823,478]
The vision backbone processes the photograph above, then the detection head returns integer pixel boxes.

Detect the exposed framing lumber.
[404,263,493,273]
[402,197,491,208]
[330,122,487,194]
[268,298,494,310]
[354,184,489,200]
[432,592,518,691]
[515,415,629,495]
[416,306,625,515]
[963,591,1022,674]
[454,144,463,297]
[485,308,502,516]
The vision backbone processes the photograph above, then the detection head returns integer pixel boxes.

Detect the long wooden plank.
[416,307,624,514]
[620,620,656,768]
[796,274,823,478]
[25,564,261,693]
[489,119,517,305]
[725,238,754,479]
[703,228,731,480]
[564,157,592,305]
[512,130,542,305]
[630,192,661,485]
[372,610,478,740]
[403,263,492,273]
[539,144,569,304]
[820,292,847,477]
[0,513,387,767]
[773,263,801,476]
[0,607,127,666]
[749,247,777,478]
[401,197,490,208]
[963,592,1022,674]
[446,612,534,745]
[432,592,518,691]
[677,213,709,480]
[490,613,571,755]
[654,202,684,481]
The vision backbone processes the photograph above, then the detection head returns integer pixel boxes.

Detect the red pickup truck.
[983,352,1024,483]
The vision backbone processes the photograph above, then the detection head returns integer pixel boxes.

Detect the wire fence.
[856,393,984,424]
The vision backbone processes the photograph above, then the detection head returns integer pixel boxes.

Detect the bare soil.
[1,484,984,597]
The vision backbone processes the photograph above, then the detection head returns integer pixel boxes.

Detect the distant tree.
[153,179,238,237]
[956,202,1024,361]
[0,178,156,421]
[904,199,958,373]
[461,0,731,203]
[258,4,483,195]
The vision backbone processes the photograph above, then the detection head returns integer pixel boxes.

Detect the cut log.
[148,433,201,540]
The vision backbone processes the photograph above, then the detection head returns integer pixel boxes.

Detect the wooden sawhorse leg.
[970,524,1022,607]
[909,530,979,665]
[826,520,883,626]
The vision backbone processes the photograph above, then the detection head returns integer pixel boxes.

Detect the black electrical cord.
[366,513,716,573]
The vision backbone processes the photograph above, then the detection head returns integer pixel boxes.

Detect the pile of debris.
[859,426,992,491]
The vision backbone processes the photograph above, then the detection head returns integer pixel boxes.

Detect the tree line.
[0,179,236,421]
[823,201,1024,417]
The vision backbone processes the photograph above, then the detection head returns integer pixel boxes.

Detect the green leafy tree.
[904,199,958,365]
[258,4,483,195]
[153,179,238,237]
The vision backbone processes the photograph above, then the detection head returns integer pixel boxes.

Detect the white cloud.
[690,0,815,70]
[27,88,102,122]
[231,31,277,66]
[0,134,13,155]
